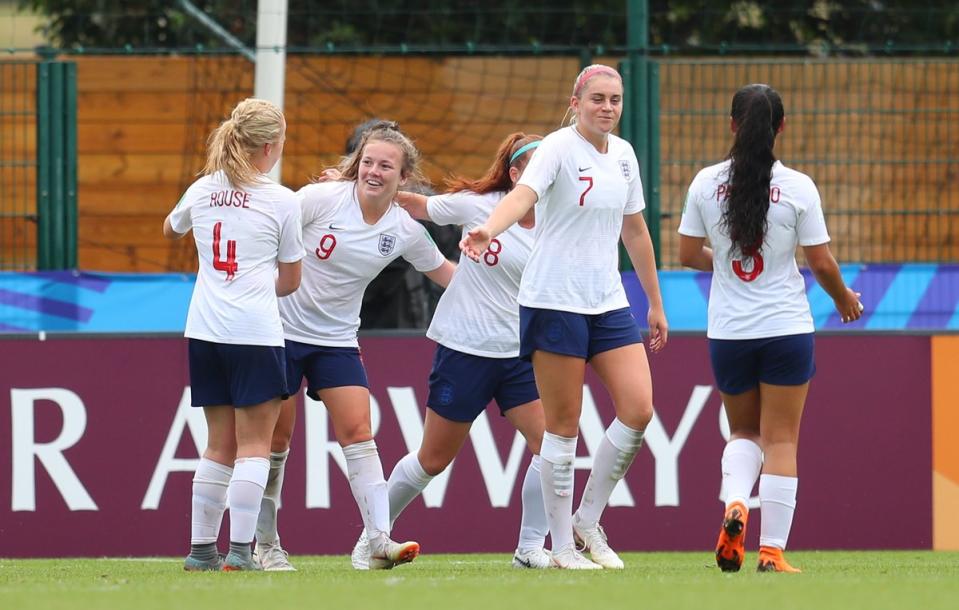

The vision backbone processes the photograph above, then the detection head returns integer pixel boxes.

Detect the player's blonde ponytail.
[203,98,285,188]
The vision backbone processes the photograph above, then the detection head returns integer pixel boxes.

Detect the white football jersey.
[678,159,830,339]
[426,190,534,358]
[279,181,446,347]
[167,170,305,346]
[517,126,645,314]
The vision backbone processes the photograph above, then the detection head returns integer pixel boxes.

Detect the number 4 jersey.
[167,170,305,346]
[678,159,830,340]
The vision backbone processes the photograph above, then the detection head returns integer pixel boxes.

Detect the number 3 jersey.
[279,181,446,347]
[517,126,645,314]
[167,170,305,346]
[425,190,534,358]
[678,159,831,340]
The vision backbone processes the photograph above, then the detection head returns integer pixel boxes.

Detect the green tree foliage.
[20,0,959,52]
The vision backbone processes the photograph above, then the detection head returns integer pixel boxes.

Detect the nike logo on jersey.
[578,166,591,172]
[327,223,344,231]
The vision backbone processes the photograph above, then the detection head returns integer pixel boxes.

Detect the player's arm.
[162,216,186,240]
[423,259,456,289]
[678,235,713,271]
[803,244,862,323]
[622,212,668,351]
[275,260,302,297]
[396,191,431,221]
[461,186,537,262]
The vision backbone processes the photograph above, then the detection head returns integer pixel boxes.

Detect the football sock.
[721,438,763,508]
[189,542,217,562]
[759,474,798,549]
[575,418,644,528]
[386,451,435,526]
[190,457,233,545]
[228,541,253,562]
[228,457,270,545]
[517,455,548,550]
[255,448,290,545]
[540,432,578,553]
[343,440,391,540]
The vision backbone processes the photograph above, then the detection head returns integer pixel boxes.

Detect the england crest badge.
[378,233,397,256]
[619,159,631,180]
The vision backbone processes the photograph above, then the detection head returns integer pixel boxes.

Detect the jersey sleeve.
[426,191,484,227]
[167,185,195,234]
[276,190,306,263]
[517,133,563,200]
[623,145,646,215]
[796,179,831,246]
[297,182,341,228]
[677,172,708,238]
[401,218,446,272]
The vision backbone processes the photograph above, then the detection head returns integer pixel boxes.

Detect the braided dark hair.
[722,84,785,257]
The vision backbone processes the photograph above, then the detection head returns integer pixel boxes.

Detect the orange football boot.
[756,546,802,573]
[715,501,748,572]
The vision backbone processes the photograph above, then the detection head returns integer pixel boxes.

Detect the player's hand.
[646,306,669,353]
[460,225,492,263]
[315,168,341,183]
[836,289,863,324]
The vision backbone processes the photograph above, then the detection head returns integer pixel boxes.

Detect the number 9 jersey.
[678,159,830,340]
[167,170,305,346]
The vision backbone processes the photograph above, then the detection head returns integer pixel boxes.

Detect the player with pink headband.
[461,64,668,569]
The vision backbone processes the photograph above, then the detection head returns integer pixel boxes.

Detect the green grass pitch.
[2,551,958,610]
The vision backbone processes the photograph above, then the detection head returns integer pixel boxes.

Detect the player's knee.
[617,402,653,431]
[417,452,452,477]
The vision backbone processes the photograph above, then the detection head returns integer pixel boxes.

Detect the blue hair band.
[509,141,541,165]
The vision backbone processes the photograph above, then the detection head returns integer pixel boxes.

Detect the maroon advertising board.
[0,335,931,557]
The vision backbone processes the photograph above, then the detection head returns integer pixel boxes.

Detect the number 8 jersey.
[678,159,830,340]
[167,170,305,346]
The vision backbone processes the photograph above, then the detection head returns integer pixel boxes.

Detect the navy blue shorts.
[427,344,539,423]
[709,333,816,395]
[519,306,643,361]
[188,339,288,408]
[285,339,369,399]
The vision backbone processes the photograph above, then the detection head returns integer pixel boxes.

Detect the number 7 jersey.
[167,170,305,346]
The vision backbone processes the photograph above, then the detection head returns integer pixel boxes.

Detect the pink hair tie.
[573,64,621,97]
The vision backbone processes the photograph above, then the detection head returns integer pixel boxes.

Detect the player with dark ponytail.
[679,84,862,574]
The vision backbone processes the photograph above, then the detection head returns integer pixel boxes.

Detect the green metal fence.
[0,58,77,271]
[647,58,959,268]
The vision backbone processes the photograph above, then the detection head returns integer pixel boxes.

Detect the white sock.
[721,439,763,508]
[517,455,548,550]
[228,457,270,544]
[190,458,233,544]
[540,432,577,553]
[343,440,390,540]
[386,452,435,526]
[575,418,644,528]
[759,474,798,549]
[255,449,289,545]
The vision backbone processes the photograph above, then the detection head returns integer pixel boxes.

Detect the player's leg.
[521,306,598,569]
[755,383,807,574]
[503,398,550,569]
[574,341,650,569]
[755,333,814,574]
[323,384,419,570]
[223,396,283,571]
[183,339,235,572]
[185,404,235,571]
[532,350,599,569]
[254,395,297,571]
[710,337,764,572]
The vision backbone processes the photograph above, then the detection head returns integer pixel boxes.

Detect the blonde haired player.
[351,132,552,570]
[461,65,668,570]
[269,122,455,570]
[163,98,304,572]
[679,84,862,573]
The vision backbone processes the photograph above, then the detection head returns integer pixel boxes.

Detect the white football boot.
[572,516,624,569]
[511,547,553,569]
